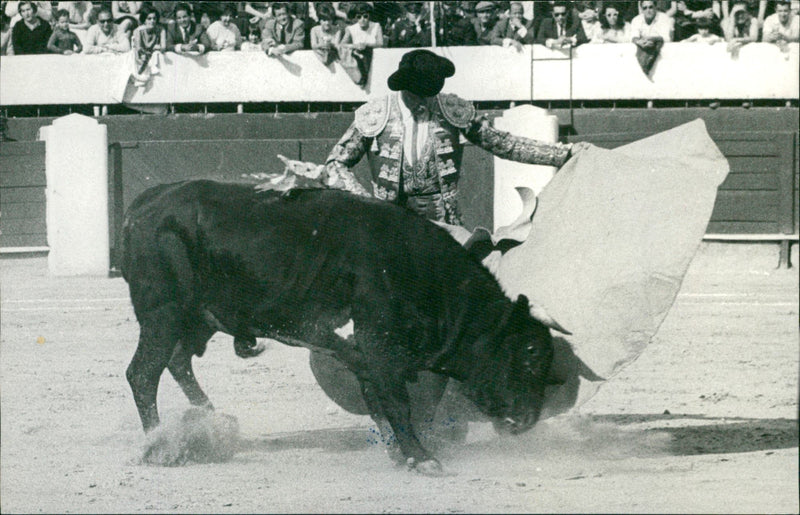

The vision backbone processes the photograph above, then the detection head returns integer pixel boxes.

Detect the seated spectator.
[47,8,83,53]
[388,1,431,47]
[4,1,53,25]
[489,1,533,50]
[206,4,242,51]
[762,0,799,46]
[673,1,723,40]
[112,1,141,36]
[166,2,210,54]
[576,1,602,40]
[723,0,758,53]
[1,12,11,55]
[131,5,165,84]
[57,1,93,44]
[472,1,499,45]
[241,25,262,50]
[591,2,632,42]
[631,0,673,75]
[436,1,479,46]
[84,6,131,53]
[263,2,305,56]
[310,4,343,64]
[683,14,725,40]
[10,1,52,54]
[339,2,383,84]
[631,0,675,40]
[536,0,589,48]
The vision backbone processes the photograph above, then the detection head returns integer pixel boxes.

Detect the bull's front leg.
[359,372,444,476]
[127,304,183,432]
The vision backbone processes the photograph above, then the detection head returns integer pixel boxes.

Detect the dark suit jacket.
[165,22,211,53]
[535,18,589,46]
[489,17,535,45]
[263,16,306,53]
[471,17,498,45]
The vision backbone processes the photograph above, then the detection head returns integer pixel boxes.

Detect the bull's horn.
[529,304,572,335]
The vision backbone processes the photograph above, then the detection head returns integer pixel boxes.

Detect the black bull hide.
[121,180,554,470]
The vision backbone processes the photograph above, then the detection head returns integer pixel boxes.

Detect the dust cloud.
[141,408,241,466]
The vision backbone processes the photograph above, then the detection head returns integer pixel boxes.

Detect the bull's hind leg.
[167,325,215,410]
[127,303,183,432]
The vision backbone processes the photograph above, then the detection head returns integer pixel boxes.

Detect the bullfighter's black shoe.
[234,337,266,358]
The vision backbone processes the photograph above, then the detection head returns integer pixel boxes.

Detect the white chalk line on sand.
[2,297,130,304]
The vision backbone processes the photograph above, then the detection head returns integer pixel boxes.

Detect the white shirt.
[396,92,431,166]
[630,11,674,41]
[206,20,241,50]
[762,13,800,42]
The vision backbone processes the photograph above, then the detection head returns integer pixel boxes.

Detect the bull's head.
[463,295,553,435]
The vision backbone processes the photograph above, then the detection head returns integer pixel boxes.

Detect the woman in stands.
[205,4,242,51]
[339,2,384,86]
[310,4,343,65]
[591,2,632,42]
[10,0,52,54]
[131,5,166,85]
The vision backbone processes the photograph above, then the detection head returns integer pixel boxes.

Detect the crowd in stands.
[2,1,799,82]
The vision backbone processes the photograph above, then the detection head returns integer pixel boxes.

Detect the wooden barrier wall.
[0,142,47,249]
[1,109,796,252]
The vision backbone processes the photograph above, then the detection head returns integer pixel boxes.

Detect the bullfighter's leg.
[126,303,183,432]
[167,327,215,410]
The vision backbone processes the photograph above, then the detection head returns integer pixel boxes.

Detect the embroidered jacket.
[325,92,572,225]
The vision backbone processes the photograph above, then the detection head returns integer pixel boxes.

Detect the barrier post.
[491,105,559,231]
[39,114,109,276]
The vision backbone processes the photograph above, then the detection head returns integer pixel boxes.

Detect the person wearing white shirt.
[762,1,799,44]
[84,6,131,53]
[206,4,242,51]
[631,0,675,41]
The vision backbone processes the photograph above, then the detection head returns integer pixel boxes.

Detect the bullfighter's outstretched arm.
[324,123,372,197]
[461,117,573,168]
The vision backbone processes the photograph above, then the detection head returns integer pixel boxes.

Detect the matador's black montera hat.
[387,50,456,98]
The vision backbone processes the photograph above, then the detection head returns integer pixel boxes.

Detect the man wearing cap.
[471,1,499,45]
[324,49,586,226]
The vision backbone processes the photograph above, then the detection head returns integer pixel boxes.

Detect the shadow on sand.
[235,415,797,462]
[591,413,799,456]
[239,426,374,454]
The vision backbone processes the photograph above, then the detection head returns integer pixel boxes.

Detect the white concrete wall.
[492,105,559,231]
[1,43,796,105]
[40,114,109,276]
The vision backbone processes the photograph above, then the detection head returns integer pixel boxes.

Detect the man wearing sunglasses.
[84,6,131,54]
[631,0,674,42]
[535,1,589,49]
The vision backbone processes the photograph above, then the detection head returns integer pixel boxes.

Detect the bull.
[121,180,553,474]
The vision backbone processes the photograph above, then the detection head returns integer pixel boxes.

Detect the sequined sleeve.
[324,122,372,197]
[462,117,572,167]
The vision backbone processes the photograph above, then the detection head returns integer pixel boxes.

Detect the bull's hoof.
[407,457,446,477]
[234,339,266,359]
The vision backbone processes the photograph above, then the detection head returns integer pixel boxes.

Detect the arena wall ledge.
[0,43,797,106]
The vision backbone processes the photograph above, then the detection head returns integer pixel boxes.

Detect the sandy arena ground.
[1,243,798,514]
